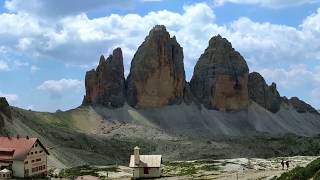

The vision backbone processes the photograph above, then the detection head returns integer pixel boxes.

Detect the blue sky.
[0,0,320,112]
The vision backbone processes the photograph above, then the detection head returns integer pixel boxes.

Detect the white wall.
[12,161,24,178]
[133,167,161,179]
[24,141,47,177]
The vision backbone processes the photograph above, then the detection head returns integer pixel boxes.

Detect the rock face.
[190,35,249,111]
[248,72,281,113]
[0,97,11,128]
[82,48,125,108]
[287,97,319,114]
[126,25,186,108]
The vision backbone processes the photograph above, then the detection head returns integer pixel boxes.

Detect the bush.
[277,158,320,180]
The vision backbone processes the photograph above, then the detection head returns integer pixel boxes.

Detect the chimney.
[134,146,140,166]
[26,136,29,139]
[16,135,19,139]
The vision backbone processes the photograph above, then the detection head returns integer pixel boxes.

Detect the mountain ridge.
[83,25,318,115]
[1,25,320,168]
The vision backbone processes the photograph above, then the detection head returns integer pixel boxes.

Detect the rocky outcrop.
[190,35,249,111]
[82,48,125,108]
[126,25,186,108]
[0,97,11,128]
[287,97,319,114]
[248,72,281,113]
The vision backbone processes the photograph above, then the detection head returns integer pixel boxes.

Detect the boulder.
[190,35,249,111]
[82,48,125,108]
[126,25,186,108]
[248,72,281,113]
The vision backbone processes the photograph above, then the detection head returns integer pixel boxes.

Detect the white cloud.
[37,79,82,93]
[259,64,316,89]
[0,2,318,77]
[0,91,18,104]
[214,0,320,8]
[37,78,83,99]
[0,2,320,108]
[26,105,34,110]
[0,61,9,71]
[17,38,32,51]
[258,64,320,107]
[30,65,39,72]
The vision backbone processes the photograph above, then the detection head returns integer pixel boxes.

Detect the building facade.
[129,146,162,179]
[0,136,49,178]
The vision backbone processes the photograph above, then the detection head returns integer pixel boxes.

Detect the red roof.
[0,137,49,161]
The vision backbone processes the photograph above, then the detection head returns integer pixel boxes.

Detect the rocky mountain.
[248,72,281,113]
[126,25,186,108]
[285,96,319,114]
[190,35,249,111]
[0,97,11,128]
[82,48,125,108]
[2,25,320,168]
[82,25,319,116]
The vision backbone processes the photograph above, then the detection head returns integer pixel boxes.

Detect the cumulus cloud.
[259,64,317,89]
[258,64,320,107]
[214,0,320,8]
[37,79,83,98]
[0,61,9,71]
[0,91,18,103]
[0,2,319,76]
[0,2,320,107]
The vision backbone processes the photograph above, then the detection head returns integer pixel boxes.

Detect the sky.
[0,0,320,112]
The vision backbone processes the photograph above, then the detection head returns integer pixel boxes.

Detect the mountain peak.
[190,34,249,111]
[208,35,233,51]
[83,48,125,107]
[126,25,186,108]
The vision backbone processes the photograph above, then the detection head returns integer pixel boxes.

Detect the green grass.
[58,165,120,178]
[277,158,320,180]
[199,164,220,171]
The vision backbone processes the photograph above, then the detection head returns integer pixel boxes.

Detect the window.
[35,144,38,147]
[24,161,28,164]
[144,167,149,174]
[40,150,43,153]
[36,158,41,162]
[43,165,46,169]
[35,151,38,154]
[31,152,33,155]
[32,160,34,163]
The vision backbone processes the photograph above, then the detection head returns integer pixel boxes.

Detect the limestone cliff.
[126,25,186,108]
[248,72,281,113]
[82,48,125,108]
[287,97,319,114]
[190,35,249,111]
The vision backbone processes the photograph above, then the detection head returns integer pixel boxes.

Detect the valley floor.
[51,156,318,180]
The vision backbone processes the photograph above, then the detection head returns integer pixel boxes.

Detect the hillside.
[1,25,320,168]
[1,102,320,168]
